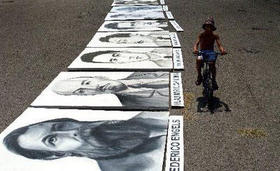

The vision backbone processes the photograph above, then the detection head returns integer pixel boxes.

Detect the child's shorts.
[199,50,217,61]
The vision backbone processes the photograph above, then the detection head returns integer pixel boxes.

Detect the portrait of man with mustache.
[113,0,158,5]
[30,72,169,110]
[110,5,163,13]
[3,111,169,171]
[99,20,168,32]
[87,32,172,48]
[52,72,169,109]
[105,11,165,20]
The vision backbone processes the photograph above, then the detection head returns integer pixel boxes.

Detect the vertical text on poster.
[170,32,181,48]
[165,116,184,171]
[173,48,184,70]
[170,72,184,107]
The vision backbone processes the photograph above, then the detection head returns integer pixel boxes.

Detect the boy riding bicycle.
[193,17,227,90]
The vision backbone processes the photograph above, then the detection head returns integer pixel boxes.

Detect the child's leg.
[196,59,203,76]
[196,59,203,85]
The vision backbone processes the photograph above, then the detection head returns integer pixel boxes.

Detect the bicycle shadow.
[196,96,231,114]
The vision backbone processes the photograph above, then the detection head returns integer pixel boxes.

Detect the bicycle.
[195,51,224,102]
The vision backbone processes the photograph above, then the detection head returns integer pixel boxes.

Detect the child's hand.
[221,51,227,55]
[193,50,199,54]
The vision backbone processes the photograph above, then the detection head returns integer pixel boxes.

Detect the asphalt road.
[0,0,279,170]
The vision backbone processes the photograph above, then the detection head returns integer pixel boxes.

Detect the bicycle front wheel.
[207,78,213,100]
[203,70,213,101]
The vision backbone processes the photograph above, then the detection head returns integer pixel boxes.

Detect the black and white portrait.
[112,0,159,6]
[68,48,173,70]
[0,108,169,171]
[98,20,168,32]
[31,72,169,110]
[105,11,165,20]
[110,5,163,13]
[87,32,172,47]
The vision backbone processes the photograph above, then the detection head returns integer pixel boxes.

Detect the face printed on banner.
[3,117,156,160]
[118,22,143,28]
[81,50,151,64]
[106,11,165,20]
[109,37,144,44]
[2,108,169,171]
[104,21,167,31]
[52,76,128,96]
[112,6,162,13]
[29,72,169,109]
[99,33,169,45]
[17,120,84,152]
[102,34,146,44]
[110,13,144,19]
[90,52,149,63]
[127,21,165,28]
[77,49,173,69]
[49,72,169,106]
[114,0,158,5]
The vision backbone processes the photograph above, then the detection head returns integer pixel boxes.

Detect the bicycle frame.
[202,60,213,100]
[198,51,219,101]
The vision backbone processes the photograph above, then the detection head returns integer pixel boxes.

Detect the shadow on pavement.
[196,96,231,114]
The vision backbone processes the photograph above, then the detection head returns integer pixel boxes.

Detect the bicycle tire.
[203,67,213,102]
[207,77,213,100]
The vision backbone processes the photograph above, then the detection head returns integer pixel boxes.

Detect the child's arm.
[215,35,227,55]
[193,35,200,54]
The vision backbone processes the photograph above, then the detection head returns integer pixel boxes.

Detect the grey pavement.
[0,0,279,170]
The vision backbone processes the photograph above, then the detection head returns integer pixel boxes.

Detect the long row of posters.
[0,0,184,170]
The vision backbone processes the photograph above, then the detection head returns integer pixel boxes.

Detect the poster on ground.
[110,5,163,13]
[87,32,172,48]
[112,0,159,6]
[0,108,169,171]
[98,20,169,32]
[68,48,173,70]
[31,72,170,110]
[105,11,165,21]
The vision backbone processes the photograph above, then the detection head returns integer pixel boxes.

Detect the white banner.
[105,11,165,21]
[169,32,181,47]
[87,32,172,48]
[112,0,159,6]
[170,72,184,107]
[31,72,170,110]
[68,47,173,71]
[98,20,169,32]
[110,5,163,13]
[165,115,184,171]
[173,48,184,70]
[0,108,170,171]
[165,11,174,20]
[170,20,184,32]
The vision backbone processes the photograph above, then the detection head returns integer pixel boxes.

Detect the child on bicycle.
[193,17,227,90]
